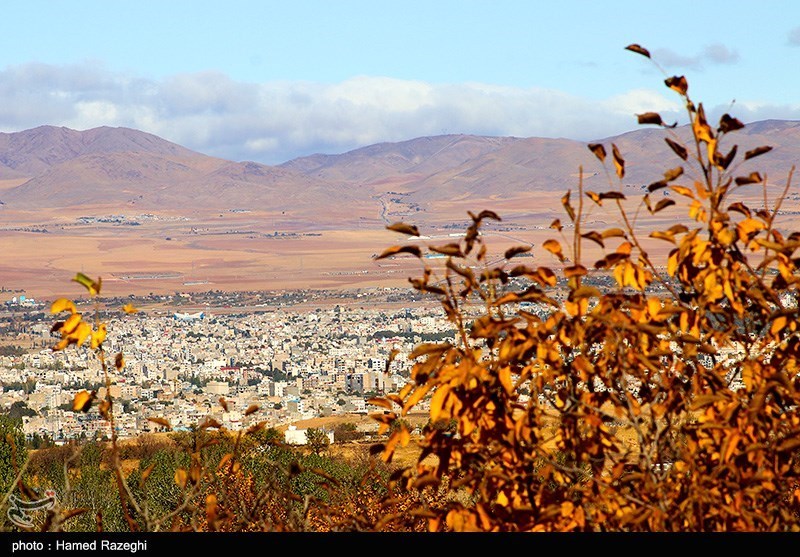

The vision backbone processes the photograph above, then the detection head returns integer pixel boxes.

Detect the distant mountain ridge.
[1,120,799,221]
[0,125,365,218]
[0,125,199,177]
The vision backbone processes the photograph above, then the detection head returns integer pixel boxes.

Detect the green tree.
[305,428,330,455]
[0,415,27,497]
[333,423,363,442]
[252,427,283,446]
[6,401,36,421]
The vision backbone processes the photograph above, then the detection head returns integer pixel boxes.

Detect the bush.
[370,45,800,531]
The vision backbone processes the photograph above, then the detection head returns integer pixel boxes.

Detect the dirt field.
[2,182,788,302]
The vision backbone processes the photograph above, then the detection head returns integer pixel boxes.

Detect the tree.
[305,428,330,455]
[370,45,800,532]
[6,401,36,420]
[333,423,363,442]
[0,415,28,496]
[252,427,283,446]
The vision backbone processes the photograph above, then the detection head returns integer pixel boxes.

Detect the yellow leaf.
[624,263,637,289]
[90,323,107,349]
[689,200,707,222]
[403,384,431,414]
[771,316,788,335]
[140,463,156,486]
[174,468,188,488]
[496,492,509,507]
[647,297,662,318]
[71,322,92,347]
[612,143,625,179]
[738,218,765,241]
[50,298,77,314]
[614,262,626,287]
[121,303,139,314]
[72,273,102,296]
[375,245,422,260]
[542,239,564,261]
[670,185,695,198]
[244,404,260,416]
[706,138,718,167]
[429,385,451,423]
[718,227,736,246]
[61,313,83,335]
[616,241,633,256]
[206,494,218,523]
[399,425,410,447]
[667,250,679,277]
[218,453,234,471]
[564,298,588,317]
[564,265,587,278]
[52,338,69,352]
[665,75,688,95]
[692,105,714,144]
[536,267,557,287]
[723,432,740,463]
[588,143,606,162]
[72,390,95,412]
[499,366,514,396]
[381,431,400,463]
[601,227,626,239]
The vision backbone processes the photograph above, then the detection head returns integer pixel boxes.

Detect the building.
[283,425,334,445]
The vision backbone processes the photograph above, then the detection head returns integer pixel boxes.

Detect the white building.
[283,425,334,445]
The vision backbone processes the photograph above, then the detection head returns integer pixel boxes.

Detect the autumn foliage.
[371,44,800,531]
[15,44,800,532]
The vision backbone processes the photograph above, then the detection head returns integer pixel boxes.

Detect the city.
[0,287,461,443]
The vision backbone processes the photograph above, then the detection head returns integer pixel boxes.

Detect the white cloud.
[68,100,120,128]
[0,61,790,165]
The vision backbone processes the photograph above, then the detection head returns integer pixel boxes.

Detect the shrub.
[370,44,800,532]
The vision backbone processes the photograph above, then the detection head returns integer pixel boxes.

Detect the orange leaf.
[403,384,431,414]
[50,298,77,315]
[611,144,625,179]
[375,245,422,260]
[542,239,564,261]
[625,44,651,58]
[504,245,531,259]
[386,222,420,236]
[72,390,96,412]
[665,75,688,96]
[587,143,606,162]
[148,417,172,429]
[174,468,188,488]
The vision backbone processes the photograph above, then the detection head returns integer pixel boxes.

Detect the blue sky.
[1,0,799,163]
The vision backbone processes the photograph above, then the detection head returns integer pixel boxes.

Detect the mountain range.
[2,120,800,298]
[1,120,798,224]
